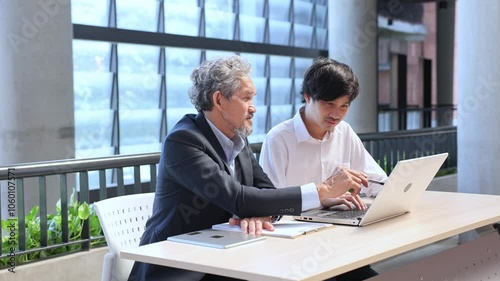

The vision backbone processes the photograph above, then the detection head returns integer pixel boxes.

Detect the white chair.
[94,192,155,281]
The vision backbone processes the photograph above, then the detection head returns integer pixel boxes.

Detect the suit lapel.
[236,144,253,185]
[194,112,231,172]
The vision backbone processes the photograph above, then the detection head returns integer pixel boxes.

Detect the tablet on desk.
[167,229,266,249]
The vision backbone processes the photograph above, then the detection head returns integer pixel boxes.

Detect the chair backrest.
[94,192,155,281]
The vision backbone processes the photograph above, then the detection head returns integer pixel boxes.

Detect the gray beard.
[234,126,252,138]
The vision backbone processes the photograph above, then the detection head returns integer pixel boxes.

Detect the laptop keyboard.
[324,209,367,219]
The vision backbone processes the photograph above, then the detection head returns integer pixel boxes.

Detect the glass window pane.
[269,20,291,46]
[252,77,268,106]
[74,72,112,110]
[249,105,268,143]
[270,56,291,78]
[239,0,265,17]
[166,48,201,76]
[205,0,232,12]
[166,0,198,5]
[121,144,161,155]
[239,15,265,43]
[269,0,290,22]
[167,107,196,132]
[116,0,158,32]
[118,44,159,74]
[119,73,160,110]
[206,50,237,60]
[315,4,328,27]
[206,10,235,40]
[120,109,162,145]
[73,40,112,111]
[72,0,108,26]
[270,78,292,105]
[118,44,160,110]
[166,75,192,107]
[295,78,304,105]
[294,1,313,25]
[315,27,328,49]
[294,58,313,78]
[74,110,114,155]
[73,40,111,72]
[165,4,200,36]
[241,53,267,78]
[74,39,115,159]
[271,105,293,127]
[294,24,313,48]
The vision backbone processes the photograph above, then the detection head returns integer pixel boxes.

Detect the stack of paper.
[212,220,334,239]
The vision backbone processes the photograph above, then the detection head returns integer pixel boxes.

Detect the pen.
[368,179,385,185]
[348,179,385,193]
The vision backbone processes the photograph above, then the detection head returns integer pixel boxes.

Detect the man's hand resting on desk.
[229,216,275,236]
[316,167,369,208]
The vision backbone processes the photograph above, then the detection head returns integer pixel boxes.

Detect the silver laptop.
[294,153,449,226]
[167,229,266,249]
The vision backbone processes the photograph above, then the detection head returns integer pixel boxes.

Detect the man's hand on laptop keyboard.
[316,167,369,208]
[319,192,367,210]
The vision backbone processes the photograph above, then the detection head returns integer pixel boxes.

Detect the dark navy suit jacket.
[128,112,303,281]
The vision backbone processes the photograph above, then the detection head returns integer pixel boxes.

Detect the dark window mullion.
[311,3,317,48]
[263,0,269,44]
[264,55,271,131]
[233,0,240,41]
[199,0,206,37]
[288,0,295,46]
[158,0,167,141]
[108,0,117,28]
[110,44,119,157]
[108,0,119,160]
[157,0,165,33]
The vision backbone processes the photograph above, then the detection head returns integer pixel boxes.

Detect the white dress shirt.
[260,108,388,197]
[205,116,320,211]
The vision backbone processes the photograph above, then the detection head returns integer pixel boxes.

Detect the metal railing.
[0,126,457,266]
[251,126,457,174]
[0,153,159,267]
[359,126,457,174]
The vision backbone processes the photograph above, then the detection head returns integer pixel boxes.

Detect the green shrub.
[1,189,106,268]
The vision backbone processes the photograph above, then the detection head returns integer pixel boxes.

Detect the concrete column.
[436,0,456,126]
[328,0,378,133]
[0,0,75,217]
[457,0,500,242]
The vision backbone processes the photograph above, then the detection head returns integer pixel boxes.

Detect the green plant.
[1,189,106,268]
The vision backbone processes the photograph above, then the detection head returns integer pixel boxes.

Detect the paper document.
[212,220,333,239]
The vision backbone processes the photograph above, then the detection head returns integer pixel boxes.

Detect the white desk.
[121,191,500,281]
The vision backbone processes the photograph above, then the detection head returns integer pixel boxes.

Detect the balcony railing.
[0,126,457,268]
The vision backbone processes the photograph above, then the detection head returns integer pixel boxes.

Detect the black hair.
[300,57,359,103]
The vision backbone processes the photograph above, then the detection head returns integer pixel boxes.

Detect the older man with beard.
[128,56,371,281]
